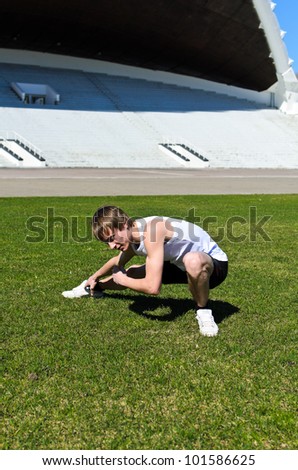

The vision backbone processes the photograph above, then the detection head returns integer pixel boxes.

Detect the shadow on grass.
[209,300,239,325]
[103,293,239,323]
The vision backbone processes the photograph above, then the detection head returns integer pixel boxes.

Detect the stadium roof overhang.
[0,0,282,92]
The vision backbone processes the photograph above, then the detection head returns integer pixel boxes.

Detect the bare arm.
[86,245,135,289]
[112,220,166,295]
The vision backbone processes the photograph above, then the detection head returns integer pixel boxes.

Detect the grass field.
[1,194,297,450]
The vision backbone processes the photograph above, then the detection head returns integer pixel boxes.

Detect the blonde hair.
[92,205,133,241]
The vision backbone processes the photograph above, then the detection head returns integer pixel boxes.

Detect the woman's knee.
[183,252,213,277]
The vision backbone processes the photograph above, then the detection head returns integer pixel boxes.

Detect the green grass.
[1,194,297,450]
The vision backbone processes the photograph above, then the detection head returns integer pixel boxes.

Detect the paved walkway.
[0,168,297,196]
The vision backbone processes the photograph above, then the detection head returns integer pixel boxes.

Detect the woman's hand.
[112,266,127,285]
[86,275,98,289]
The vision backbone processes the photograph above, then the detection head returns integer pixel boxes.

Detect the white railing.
[161,135,206,156]
[0,131,44,160]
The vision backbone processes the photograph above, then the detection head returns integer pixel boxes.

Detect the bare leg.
[182,252,214,308]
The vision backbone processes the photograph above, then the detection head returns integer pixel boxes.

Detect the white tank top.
[132,216,228,271]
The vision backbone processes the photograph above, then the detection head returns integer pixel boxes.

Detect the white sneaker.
[62,280,105,299]
[62,280,90,298]
[196,309,218,337]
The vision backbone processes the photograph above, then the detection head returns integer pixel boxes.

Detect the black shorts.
[161,258,228,290]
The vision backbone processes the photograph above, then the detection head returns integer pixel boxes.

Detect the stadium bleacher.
[0,63,297,168]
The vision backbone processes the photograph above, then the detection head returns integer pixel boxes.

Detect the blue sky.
[274,0,298,72]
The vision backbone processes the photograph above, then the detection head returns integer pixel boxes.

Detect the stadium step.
[159,143,209,167]
[0,62,297,169]
[0,132,47,167]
